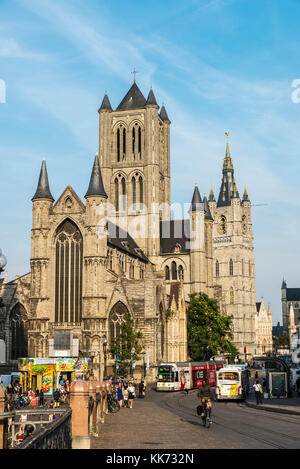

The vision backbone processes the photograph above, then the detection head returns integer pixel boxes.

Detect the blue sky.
[1,0,300,324]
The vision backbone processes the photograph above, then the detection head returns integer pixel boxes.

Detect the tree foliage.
[187,292,239,361]
[108,312,144,375]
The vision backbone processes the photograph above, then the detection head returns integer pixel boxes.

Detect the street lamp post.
[102,335,108,380]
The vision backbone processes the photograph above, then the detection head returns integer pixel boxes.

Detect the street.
[92,388,300,449]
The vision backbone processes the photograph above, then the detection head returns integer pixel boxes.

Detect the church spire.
[208,187,215,202]
[217,132,240,207]
[32,160,54,202]
[203,194,213,220]
[160,103,170,123]
[146,86,158,107]
[98,91,112,112]
[85,154,107,199]
[190,184,203,212]
[242,187,250,202]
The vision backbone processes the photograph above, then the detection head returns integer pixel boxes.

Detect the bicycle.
[198,401,212,428]
[107,392,120,413]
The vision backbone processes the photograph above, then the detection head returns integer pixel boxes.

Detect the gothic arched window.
[115,178,119,211]
[139,176,143,208]
[132,127,136,159]
[165,265,170,280]
[132,177,136,208]
[55,219,83,324]
[10,303,28,360]
[117,128,120,162]
[171,261,177,280]
[218,215,227,235]
[178,265,184,281]
[230,287,234,305]
[229,259,233,276]
[121,177,126,211]
[138,126,142,159]
[216,260,219,278]
[123,128,126,160]
[109,302,128,357]
[242,215,247,235]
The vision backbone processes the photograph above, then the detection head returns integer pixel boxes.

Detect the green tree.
[108,312,144,376]
[188,292,239,362]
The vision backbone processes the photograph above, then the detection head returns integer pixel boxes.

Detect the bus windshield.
[158,366,174,382]
[218,372,239,382]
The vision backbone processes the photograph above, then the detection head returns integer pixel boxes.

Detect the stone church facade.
[0,81,265,379]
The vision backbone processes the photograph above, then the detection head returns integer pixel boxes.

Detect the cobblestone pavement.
[92,388,300,449]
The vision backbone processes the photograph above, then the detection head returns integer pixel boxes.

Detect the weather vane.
[225,131,229,140]
[131,66,138,83]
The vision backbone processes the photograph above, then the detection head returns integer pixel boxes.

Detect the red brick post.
[0,385,5,449]
[70,380,90,449]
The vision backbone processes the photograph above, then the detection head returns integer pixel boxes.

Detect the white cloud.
[0,38,43,59]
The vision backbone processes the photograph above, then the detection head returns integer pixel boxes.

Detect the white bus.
[216,366,249,400]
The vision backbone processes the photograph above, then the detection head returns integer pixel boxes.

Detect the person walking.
[39,389,44,407]
[123,387,129,408]
[253,379,263,404]
[117,382,123,408]
[128,382,135,409]
[53,388,60,407]
[138,380,144,398]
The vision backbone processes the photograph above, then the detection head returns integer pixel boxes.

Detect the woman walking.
[128,382,136,409]
[117,382,123,408]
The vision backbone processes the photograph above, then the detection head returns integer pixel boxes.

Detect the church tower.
[209,133,256,356]
[98,80,171,259]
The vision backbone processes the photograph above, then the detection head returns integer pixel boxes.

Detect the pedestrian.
[262,378,267,394]
[138,380,144,398]
[39,389,44,407]
[123,387,129,408]
[128,382,136,409]
[53,388,60,407]
[255,371,258,380]
[253,379,263,405]
[117,381,123,408]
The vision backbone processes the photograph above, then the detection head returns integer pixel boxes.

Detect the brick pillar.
[70,380,90,449]
[0,385,5,449]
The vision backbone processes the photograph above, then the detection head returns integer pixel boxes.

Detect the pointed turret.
[85,154,107,199]
[160,104,170,123]
[98,91,112,112]
[190,184,203,212]
[208,187,215,202]
[203,194,213,220]
[146,87,158,106]
[242,187,250,202]
[32,160,54,202]
[217,132,240,207]
[282,278,287,289]
[116,82,146,111]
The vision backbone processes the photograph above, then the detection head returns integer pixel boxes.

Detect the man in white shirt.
[253,380,263,405]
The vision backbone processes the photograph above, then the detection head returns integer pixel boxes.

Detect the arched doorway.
[10,303,28,360]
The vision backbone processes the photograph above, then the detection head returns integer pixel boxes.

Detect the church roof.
[32,160,54,202]
[107,221,149,262]
[116,83,146,111]
[146,87,158,106]
[98,92,112,111]
[286,288,300,301]
[85,155,107,199]
[160,219,190,254]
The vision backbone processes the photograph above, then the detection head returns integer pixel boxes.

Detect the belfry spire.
[32,160,54,202]
[190,184,203,212]
[217,132,240,207]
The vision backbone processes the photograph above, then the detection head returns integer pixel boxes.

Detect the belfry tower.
[98,81,171,259]
[208,133,257,356]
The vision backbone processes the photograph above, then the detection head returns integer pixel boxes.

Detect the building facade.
[0,81,265,378]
